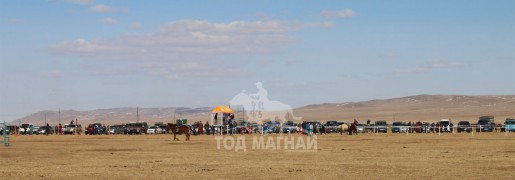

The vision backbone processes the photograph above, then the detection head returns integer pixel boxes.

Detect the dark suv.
[456,121,472,133]
[476,119,494,132]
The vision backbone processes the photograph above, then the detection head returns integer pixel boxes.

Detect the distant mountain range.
[295,94,515,122]
[14,95,515,125]
[15,107,212,125]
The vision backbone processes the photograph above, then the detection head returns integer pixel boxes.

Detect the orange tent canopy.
[212,106,233,114]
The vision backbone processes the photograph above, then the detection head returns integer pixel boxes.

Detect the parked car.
[125,122,148,135]
[281,121,298,133]
[324,120,340,133]
[155,123,168,134]
[439,119,453,132]
[61,124,69,133]
[32,126,41,134]
[391,122,410,133]
[356,124,366,133]
[476,117,494,132]
[456,121,472,133]
[63,124,82,135]
[503,118,515,132]
[374,121,388,133]
[107,125,126,134]
[19,123,34,135]
[36,126,54,135]
[262,121,281,134]
[1,125,18,135]
[146,126,156,134]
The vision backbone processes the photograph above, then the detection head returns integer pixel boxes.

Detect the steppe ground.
[1,132,514,179]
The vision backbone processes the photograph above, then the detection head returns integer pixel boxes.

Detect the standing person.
[199,121,204,135]
[314,123,318,135]
[30,125,34,135]
[88,124,93,135]
[54,125,58,135]
[305,122,310,136]
[205,121,210,135]
[228,121,234,135]
[58,123,62,135]
[94,125,98,135]
[46,123,50,136]
[309,123,313,136]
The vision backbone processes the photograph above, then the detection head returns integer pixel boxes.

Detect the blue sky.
[1,0,514,121]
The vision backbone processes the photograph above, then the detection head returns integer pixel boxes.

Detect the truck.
[63,124,82,135]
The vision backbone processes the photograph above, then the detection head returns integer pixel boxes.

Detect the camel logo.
[229,82,301,124]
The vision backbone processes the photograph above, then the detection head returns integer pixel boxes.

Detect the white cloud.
[41,70,63,79]
[320,8,357,19]
[397,60,463,74]
[427,60,462,68]
[48,19,332,79]
[98,17,118,25]
[50,19,330,56]
[69,0,94,5]
[90,4,114,12]
[130,22,143,29]
[397,67,430,74]
[90,66,136,76]
[8,18,26,24]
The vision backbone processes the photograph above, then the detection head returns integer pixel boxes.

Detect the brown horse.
[348,122,358,135]
[166,123,191,141]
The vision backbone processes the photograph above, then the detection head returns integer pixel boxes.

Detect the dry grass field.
[1,132,514,179]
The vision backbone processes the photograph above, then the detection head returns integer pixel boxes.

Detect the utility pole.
[58,108,61,124]
[173,109,176,121]
[137,107,139,123]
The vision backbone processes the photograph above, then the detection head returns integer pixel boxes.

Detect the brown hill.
[14,95,515,126]
[14,107,211,126]
[295,95,515,123]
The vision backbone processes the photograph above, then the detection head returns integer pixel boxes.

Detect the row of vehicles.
[3,116,514,135]
[389,116,515,133]
[0,123,81,135]
[106,122,168,135]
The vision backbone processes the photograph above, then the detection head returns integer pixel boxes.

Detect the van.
[439,119,453,132]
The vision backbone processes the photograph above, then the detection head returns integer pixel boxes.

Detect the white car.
[19,123,34,135]
[356,124,366,133]
[147,126,162,134]
[61,124,69,133]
